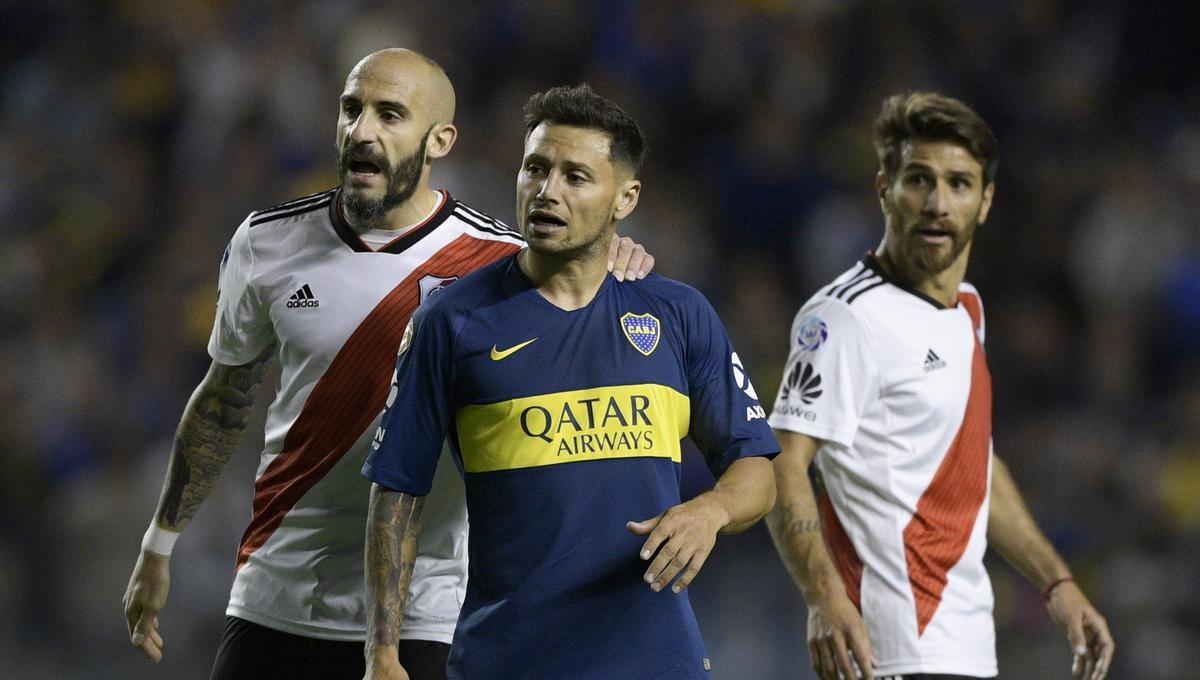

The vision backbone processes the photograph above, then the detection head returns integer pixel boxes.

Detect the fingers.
[607,236,649,282]
[1065,612,1088,679]
[670,549,709,593]
[832,636,859,680]
[131,613,163,662]
[625,517,659,537]
[642,542,686,592]
[810,637,838,680]
[846,629,876,680]
[627,514,666,557]
[631,512,714,593]
[1086,613,1114,680]
[643,541,711,593]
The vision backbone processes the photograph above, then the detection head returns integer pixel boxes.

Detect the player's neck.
[875,247,970,308]
[518,247,609,312]
[358,187,442,233]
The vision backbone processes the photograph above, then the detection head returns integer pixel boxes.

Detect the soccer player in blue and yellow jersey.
[360,84,779,680]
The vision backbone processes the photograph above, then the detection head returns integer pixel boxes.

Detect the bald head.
[347,48,456,126]
[336,48,460,230]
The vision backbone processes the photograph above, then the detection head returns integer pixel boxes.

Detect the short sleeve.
[207,217,274,364]
[767,297,879,448]
[362,303,457,495]
[684,293,780,477]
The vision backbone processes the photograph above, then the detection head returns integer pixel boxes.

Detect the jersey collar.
[861,254,953,310]
[329,189,456,254]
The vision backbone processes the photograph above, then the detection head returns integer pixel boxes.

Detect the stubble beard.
[885,196,981,277]
[524,219,612,263]
[339,135,428,231]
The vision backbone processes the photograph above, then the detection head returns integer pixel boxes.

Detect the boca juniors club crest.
[418,274,459,304]
[620,312,661,356]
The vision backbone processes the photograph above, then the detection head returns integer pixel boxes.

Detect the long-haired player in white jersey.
[767,92,1114,680]
[120,49,654,680]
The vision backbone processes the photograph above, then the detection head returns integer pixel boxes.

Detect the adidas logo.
[287,284,320,308]
[780,361,823,405]
[923,349,946,372]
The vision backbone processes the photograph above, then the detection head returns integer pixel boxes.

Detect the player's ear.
[612,179,641,222]
[875,171,889,201]
[425,123,458,160]
[977,181,995,225]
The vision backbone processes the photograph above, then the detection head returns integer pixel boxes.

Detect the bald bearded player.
[121,49,654,680]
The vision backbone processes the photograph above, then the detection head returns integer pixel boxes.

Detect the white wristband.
[141,523,181,557]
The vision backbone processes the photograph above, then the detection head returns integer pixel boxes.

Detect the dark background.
[1,1,1198,678]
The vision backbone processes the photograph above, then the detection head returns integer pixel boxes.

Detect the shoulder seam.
[845,279,887,304]
[250,190,336,227]
[452,207,523,241]
[824,265,870,298]
[253,188,337,218]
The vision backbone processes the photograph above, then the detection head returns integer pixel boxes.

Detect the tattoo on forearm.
[365,489,424,658]
[767,503,823,539]
[157,347,273,528]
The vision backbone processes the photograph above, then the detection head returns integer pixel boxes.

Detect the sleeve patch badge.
[620,312,661,356]
[796,315,829,352]
[780,361,823,405]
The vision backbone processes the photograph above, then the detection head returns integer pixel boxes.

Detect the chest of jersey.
[869,299,981,439]
[450,284,692,474]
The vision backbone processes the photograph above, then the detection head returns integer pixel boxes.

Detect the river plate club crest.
[621,312,661,356]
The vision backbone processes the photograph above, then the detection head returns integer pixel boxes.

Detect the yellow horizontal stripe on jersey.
[456,384,691,473]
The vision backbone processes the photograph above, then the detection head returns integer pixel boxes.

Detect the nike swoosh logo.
[490,338,537,361]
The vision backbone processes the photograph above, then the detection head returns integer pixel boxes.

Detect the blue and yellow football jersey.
[364,254,778,680]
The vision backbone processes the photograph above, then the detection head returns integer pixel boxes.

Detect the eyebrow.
[523,152,597,174]
[340,95,411,116]
[902,161,977,181]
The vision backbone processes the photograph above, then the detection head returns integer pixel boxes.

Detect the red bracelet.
[1041,576,1074,601]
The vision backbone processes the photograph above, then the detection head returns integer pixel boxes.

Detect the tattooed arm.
[363,483,425,680]
[122,348,274,663]
[766,429,876,680]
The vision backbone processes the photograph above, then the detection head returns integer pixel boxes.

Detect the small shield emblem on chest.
[621,312,661,356]
[419,274,459,304]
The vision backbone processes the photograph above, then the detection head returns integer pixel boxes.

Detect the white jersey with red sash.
[208,188,523,642]
[769,256,997,678]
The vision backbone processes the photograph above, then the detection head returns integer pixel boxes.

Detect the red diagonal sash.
[236,236,520,568]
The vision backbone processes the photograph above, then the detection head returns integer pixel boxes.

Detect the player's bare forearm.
[364,483,425,665]
[768,430,876,680]
[990,456,1114,678]
[766,430,844,598]
[153,347,274,532]
[987,455,1071,587]
[702,455,776,533]
[627,456,773,594]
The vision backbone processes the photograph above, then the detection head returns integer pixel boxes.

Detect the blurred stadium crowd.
[1,1,1198,678]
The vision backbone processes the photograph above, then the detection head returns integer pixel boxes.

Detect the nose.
[924,180,950,216]
[535,170,562,203]
[346,111,378,145]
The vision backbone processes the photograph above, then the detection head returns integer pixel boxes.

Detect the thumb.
[626,514,663,535]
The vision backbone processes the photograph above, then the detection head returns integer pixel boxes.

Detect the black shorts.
[209,616,449,680]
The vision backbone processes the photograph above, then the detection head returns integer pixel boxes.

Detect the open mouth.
[917,226,952,243]
[528,210,567,229]
[348,159,382,175]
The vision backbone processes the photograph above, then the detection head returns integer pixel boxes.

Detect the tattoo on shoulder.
[159,346,274,527]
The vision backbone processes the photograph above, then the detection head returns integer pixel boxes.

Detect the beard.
[521,215,612,262]
[900,217,977,275]
[338,134,428,230]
